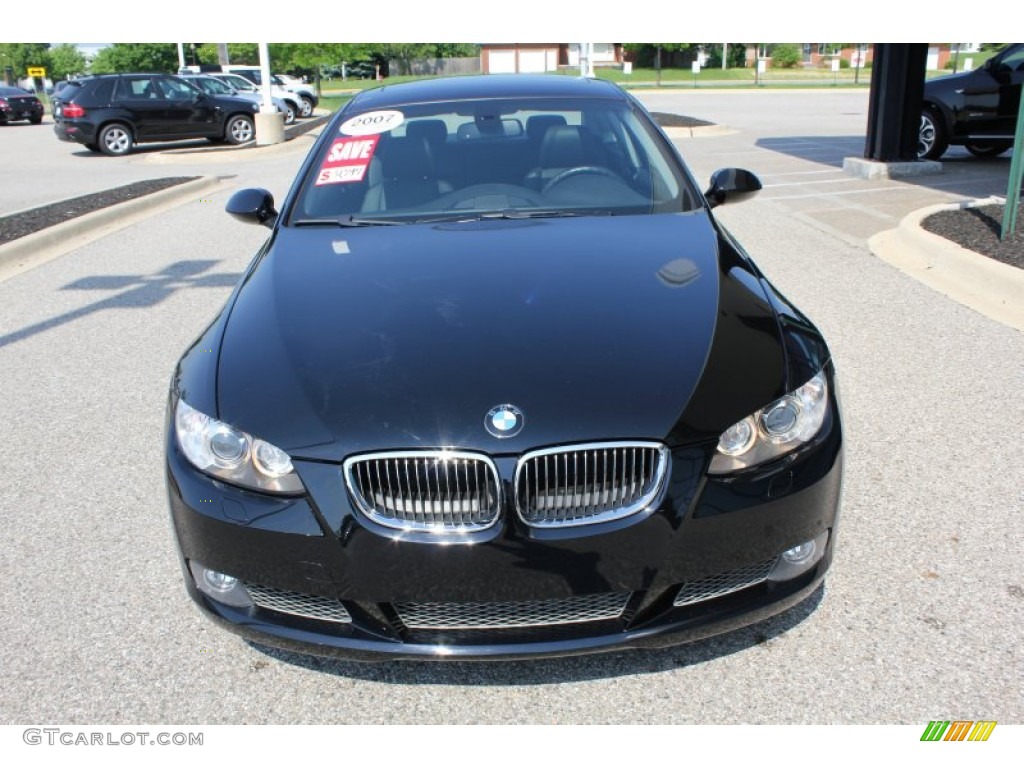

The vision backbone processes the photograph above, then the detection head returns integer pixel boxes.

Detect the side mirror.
[226,188,278,228]
[705,168,762,208]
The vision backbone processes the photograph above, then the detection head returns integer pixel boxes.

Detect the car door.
[154,76,218,138]
[992,44,1024,137]
[114,75,180,139]
[961,45,1024,139]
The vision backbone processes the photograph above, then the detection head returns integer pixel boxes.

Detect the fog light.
[782,541,816,564]
[188,561,253,608]
[767,530,829,582]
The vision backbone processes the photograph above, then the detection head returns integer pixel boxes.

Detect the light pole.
[256,42,284,146]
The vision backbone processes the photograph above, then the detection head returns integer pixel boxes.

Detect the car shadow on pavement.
[248,584,825,685]
[0,260,241,350]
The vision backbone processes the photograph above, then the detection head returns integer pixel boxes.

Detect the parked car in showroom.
[52,74,259,155]
[166,75,843,661]
[919,42,1023,159]
[178,73,295,125]
[0,85,45,124]
[209,72,305,122]
[225,66,318,117]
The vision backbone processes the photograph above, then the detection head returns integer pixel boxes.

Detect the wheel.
[224,114,255,145]
[299,95,315,118]
[964,142,1012,158]
[283,103,296,125]
[29,115,42,125]
[541,166,622,194]
[918,108,948,160]
[98,123,133,156]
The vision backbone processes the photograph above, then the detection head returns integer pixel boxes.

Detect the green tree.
[770,43,801,68]
[376,43,435,75]
[194,43,259,66]
[48,43,87,80]
[704,43,747,68]
[622,44,700,68]
[434,43,480,58]
[90,43,178,74]
[0,43,50,79]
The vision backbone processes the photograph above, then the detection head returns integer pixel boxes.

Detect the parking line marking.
[763,178,859,188]
[762,187,906,200]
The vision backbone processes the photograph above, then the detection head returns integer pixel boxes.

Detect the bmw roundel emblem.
[485,404,524,438]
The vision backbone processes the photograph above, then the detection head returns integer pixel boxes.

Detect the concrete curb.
[143,119,329,165]
[868,198,1023,332]
[0,175,225,283]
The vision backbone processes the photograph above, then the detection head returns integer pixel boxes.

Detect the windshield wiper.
[291,216,407,228]
[460,209,615,221]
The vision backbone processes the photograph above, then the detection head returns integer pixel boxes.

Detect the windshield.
[196,77,234,96]
[291,96,699,224]
[219,75,255,92]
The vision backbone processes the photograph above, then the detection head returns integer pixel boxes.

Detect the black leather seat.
[361,136,452,212]
[524,125,610,191]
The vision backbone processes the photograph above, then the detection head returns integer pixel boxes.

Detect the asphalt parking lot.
[0,91,1020,724]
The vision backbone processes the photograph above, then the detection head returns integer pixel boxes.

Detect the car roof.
[349,75,626,111]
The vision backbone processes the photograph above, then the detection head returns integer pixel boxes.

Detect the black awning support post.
[864,44,929,162]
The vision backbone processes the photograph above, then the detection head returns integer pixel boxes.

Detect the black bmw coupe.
[166,75,843,661]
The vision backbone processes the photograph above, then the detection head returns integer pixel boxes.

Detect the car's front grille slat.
[394,591,631,630]
[515,442,669,528]
[247,584,352,624]
[673,558,777,608]
[345,451,501,535]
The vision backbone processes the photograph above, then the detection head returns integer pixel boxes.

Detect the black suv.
[920,43,1023,159]
[53,73,259,156]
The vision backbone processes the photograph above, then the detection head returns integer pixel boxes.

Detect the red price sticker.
[315,136,380,186]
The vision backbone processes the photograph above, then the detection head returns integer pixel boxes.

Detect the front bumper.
[166,385,842,661]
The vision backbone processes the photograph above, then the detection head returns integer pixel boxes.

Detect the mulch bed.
[0,177,198,246]
[651,112,715,128]
[921,204,1023,270]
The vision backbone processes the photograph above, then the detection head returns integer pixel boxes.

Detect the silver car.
[178,74,296,125]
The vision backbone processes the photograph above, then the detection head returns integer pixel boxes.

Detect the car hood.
[215,212,777,459]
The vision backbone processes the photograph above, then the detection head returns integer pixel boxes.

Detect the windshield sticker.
[315,136,379,186]
[340,110,404,136]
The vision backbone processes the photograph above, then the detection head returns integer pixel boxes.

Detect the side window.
[117,76,159,100]
[92,79,115,103]
[157,77,197,100]
[997,46,1024,73]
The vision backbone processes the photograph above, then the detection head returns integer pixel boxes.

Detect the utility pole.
[722,42,728,70]
[1001,95,1024,240]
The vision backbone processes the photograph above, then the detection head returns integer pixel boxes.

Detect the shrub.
[770,44,801,68]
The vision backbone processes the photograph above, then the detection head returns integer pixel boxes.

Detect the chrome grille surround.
[514,442,670,527]
[394,592,631,630]
[246,584,352,623]
[343,450,502,535]
[673,558,777,608]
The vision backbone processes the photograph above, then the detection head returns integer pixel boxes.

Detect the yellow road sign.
[27,67,46,77]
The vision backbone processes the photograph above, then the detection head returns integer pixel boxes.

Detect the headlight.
[708,372,829,474]
[174,399,304,494]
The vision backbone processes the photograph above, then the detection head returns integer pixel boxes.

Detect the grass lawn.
[316,94,352,113]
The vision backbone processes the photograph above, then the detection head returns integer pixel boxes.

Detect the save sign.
[315,136,380,186]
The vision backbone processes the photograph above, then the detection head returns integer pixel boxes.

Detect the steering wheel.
[542,166,621,194]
